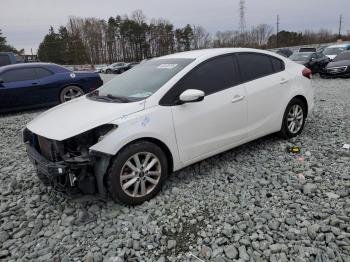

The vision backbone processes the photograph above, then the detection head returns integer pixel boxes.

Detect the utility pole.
[239,0,246,34]
[239,0,246,46]
[276,15,280,48]
[338,15,343,38]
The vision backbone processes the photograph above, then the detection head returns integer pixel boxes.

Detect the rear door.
[163,55,247,163]
[0,68,40,110]
[236,52,290,138]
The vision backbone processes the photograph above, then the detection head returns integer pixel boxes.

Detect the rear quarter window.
[270,57,285,73]
[35,68,53,78]
[237,53,275,82]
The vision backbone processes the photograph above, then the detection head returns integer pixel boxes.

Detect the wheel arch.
[108,137,174,175]
[291,95,308,117]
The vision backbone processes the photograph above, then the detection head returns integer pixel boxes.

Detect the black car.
[321,51,350,78]
[276,48,293,58]
[289,52,330,74]
[111,62,139,74]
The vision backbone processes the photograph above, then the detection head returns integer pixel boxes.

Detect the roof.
[0,62,55,73]
[157,48,280,60]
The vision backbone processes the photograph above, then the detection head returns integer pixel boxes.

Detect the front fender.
[89,106,182,171]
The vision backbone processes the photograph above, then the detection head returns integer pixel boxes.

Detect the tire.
[279,98,307,138]
[106,141,168,205]
[106,69,112,74]
[59,85,84,103]
[36,172,50,186]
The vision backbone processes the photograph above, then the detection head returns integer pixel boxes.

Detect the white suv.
[24,48,314,205]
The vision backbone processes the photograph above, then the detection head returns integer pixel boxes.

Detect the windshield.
[88,58,194,102]
[289,53,312,62]
[323,47,346,56]
[333,51,350,62]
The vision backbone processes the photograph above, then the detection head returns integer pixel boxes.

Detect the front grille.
[327,66,347,74]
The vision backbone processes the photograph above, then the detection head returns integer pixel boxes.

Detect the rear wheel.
[106,69,112,74]
[280,98,307,138]
[106,141,168,205]
[59,86,84,103]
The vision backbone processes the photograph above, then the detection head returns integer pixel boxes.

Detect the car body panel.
[171,84,247,163]
[27,96,145,141]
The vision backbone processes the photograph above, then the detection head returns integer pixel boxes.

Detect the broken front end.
[23,125,116,197]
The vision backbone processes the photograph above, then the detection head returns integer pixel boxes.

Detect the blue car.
[0,63,103,112]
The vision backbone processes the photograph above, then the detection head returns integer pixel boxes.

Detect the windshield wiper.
[87,91,131,103]
[106,94,130,103]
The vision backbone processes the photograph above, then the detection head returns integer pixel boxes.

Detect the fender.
[89,106,183,171]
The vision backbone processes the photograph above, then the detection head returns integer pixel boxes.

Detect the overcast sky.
[1,0,350,53]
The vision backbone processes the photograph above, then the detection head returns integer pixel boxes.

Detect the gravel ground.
[0,78,349,262]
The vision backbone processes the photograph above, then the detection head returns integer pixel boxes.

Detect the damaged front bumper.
[24,128,111,198]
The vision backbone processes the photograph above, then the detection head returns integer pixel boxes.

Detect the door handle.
[280,79,288,85]
[232,94,245,103]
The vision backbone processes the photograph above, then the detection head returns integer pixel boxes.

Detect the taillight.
[302,67,312,79]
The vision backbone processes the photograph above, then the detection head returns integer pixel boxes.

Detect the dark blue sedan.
[0,63,103,112]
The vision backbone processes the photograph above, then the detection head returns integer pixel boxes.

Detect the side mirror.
[179,89,205,104]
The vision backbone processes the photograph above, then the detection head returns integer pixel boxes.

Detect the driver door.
[164,55,247,163]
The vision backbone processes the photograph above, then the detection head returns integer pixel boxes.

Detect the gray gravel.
[0,77,350,262]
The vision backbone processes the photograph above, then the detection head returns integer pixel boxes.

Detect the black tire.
[59,85,84,103]
[280,98,307,139]
[106,69,112,74]
[36,172,50,186]
[106,141,168,205]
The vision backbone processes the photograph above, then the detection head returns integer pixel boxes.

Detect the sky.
[1,0,350,54]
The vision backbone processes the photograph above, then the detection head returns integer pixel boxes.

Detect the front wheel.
[106,141,168,205]
[280,98,307,138]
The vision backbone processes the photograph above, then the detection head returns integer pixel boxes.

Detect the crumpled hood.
[27,96,145,141]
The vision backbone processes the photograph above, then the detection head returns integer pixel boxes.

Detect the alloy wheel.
[287,104,304,134]
[120,152,161,197]
[63,87,83,102]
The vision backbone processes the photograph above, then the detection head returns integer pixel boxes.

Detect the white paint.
[26,48,314,172]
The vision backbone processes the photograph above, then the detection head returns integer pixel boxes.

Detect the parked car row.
[276,43,350,78]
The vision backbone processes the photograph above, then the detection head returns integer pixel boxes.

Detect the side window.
[179,55,238,95]
[270,57,285,73]
[1,68,38,83]
[160,55,239,105]
[237,53,275,82]
[35,68,53,78]
[0,55,11,67]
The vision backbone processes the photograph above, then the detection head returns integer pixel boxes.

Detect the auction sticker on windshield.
[157,64,178,69]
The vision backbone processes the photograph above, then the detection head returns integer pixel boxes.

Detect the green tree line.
[36,10,349,65]
[0,29,24,54]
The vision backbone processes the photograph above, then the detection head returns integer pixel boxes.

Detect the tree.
[0,29,23,54]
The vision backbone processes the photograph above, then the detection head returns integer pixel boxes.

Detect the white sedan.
[24,48,314,205]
